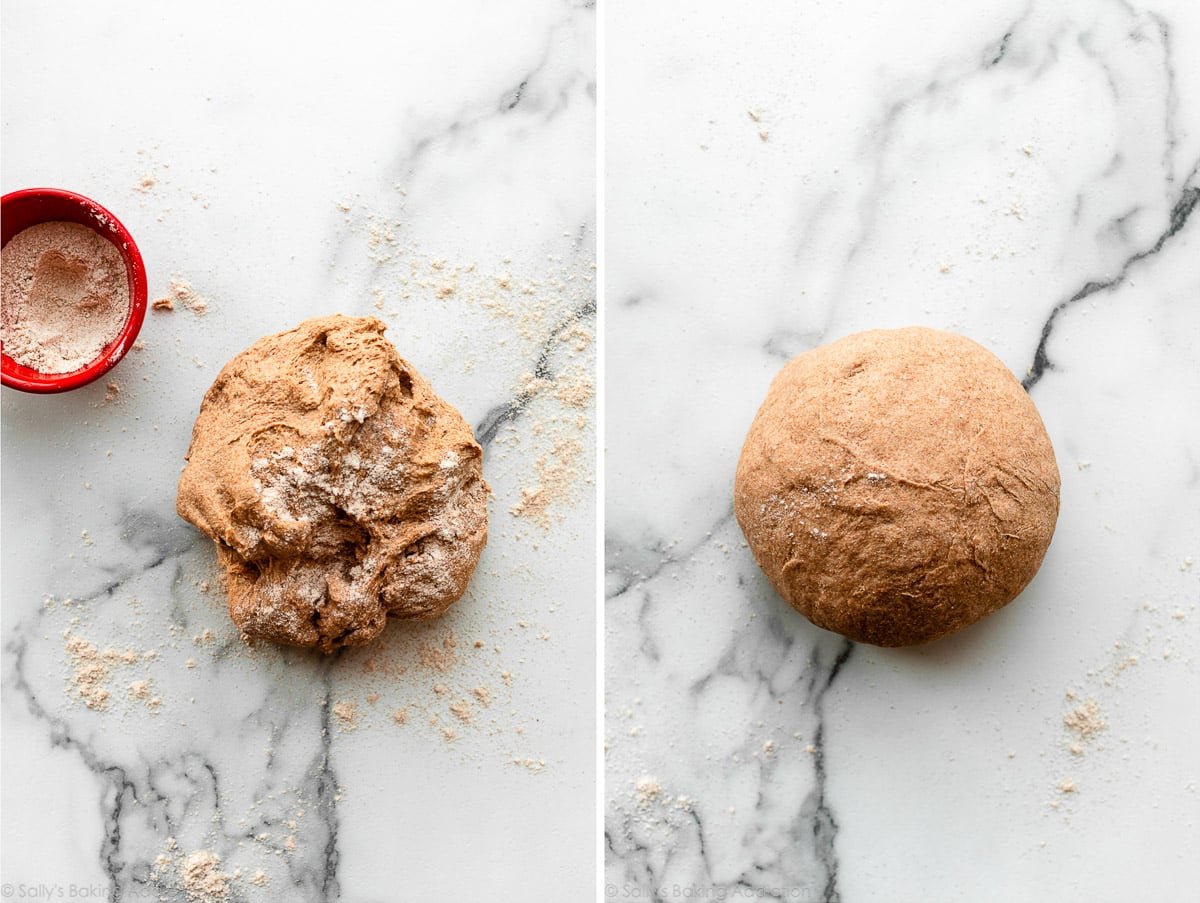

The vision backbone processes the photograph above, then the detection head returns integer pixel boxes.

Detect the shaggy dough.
[177,315,488,652]
[734,327,1059,646]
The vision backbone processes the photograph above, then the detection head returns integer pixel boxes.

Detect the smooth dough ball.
[177,315,488,653]
[734,327,1059,646]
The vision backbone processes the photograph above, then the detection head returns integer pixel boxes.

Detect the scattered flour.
[1063,698,1107,743]
[153,276,209,316]
[332,700,358,730]
[180,850,229,901]
[635,776,662,807]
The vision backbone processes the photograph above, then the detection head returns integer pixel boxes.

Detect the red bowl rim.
[1,187,148,394]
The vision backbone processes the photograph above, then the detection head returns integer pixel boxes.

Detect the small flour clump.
[64,633,113,710]
[1063,698,1107,742]
[180,850,229,901]
[635,776,663,807]
[332,700,358,730]
[1,221,130,373]
[153,276,209,316]
[173,277,207,315]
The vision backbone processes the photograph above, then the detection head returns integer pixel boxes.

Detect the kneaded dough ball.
[177,315,488,652]
[734,327,1059,646]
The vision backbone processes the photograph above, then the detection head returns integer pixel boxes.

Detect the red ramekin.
[1,188,148,393]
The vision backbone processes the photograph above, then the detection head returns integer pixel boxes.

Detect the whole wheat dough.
[734,327,1059,646]
[177,315,488,652]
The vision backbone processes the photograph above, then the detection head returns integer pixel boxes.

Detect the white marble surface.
[2,1,595,899]
[605,1,1199,901]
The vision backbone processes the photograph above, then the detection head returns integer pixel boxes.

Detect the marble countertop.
[2,1,595,900]
[604,1,1199,901]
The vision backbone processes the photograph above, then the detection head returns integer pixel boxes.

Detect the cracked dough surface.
[177,315,488,652]
[734,326,1059,646]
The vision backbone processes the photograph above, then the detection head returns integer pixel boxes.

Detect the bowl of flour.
[1,187,147,393]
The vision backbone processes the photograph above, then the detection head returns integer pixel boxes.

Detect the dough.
[177,315,488,652]
[734,327,1059,646]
